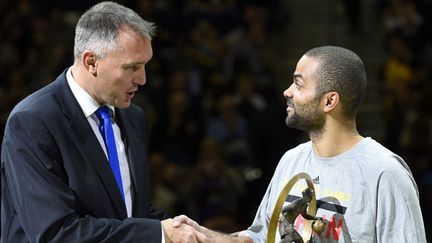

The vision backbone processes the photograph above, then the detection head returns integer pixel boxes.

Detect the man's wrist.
[200,226,252,243]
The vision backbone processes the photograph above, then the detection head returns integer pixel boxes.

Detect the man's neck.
[70,63,86,89]
[310,120,363,158]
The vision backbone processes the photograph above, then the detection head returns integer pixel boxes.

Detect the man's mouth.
[286,100,294,111]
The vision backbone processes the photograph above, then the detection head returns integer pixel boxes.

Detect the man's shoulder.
[6,73,69,131]
[11,71,66,115]
[275,141,312,170]
[11,82,59,117]
[352,138,412,177]
[282,141,312,160]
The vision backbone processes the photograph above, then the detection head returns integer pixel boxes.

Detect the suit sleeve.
[2,110,163,243]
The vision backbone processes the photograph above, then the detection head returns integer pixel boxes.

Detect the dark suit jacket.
[1,70,169,242]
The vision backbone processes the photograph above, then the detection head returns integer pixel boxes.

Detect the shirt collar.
[66,67,115,117]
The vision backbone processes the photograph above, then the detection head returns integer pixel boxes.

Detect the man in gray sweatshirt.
[172,46,427,243]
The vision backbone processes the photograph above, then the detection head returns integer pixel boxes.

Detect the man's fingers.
[162,218,204,243]
[171,215,184,227]
[170,217,211,242]
[195,229,208,243]
[178,223,205,243]
[172,214,200,230]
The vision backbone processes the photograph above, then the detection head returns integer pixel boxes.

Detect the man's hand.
[171,215,252,243]
[162,218,208,243]
[172,215,202,232]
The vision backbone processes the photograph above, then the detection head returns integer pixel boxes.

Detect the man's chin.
[113,100,132,109]
[285,117,296,128]
[285,117,307,132]
[285,114,296,126]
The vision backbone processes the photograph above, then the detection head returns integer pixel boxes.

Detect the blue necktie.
[95,106,125,201]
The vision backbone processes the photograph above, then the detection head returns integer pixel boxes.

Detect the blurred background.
[1,0,431,240]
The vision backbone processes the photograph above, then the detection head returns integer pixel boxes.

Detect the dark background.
[1,0,431,240]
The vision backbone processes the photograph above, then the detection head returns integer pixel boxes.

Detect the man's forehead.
[295,56,320,75]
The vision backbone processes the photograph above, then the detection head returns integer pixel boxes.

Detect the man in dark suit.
[1,2,206,242]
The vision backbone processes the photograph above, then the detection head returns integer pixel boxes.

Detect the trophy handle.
[267,172,317,243]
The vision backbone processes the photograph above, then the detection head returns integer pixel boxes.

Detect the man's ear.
[322,91,339,113]
[82,51,98,76]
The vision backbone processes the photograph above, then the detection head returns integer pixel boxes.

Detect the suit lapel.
[116,108,148,216]
[54,72,127,218]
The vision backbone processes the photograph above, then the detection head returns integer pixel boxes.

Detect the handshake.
[161,215,252,243]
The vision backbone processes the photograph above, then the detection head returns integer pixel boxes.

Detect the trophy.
[267,172,325,243]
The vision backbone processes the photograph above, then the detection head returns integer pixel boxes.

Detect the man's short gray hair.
[74,1,155,59]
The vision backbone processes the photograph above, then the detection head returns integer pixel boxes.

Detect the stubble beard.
[285,98,325,137]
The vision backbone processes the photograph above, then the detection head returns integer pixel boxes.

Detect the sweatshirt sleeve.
[375,168,426,243]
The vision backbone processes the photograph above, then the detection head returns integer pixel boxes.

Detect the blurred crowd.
[0,0,431,236]
[377,0,432,237]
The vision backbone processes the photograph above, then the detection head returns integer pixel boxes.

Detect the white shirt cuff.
[161,222,165,243]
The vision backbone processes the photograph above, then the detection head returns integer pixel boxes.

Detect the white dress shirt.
[66,68,166,243]
[66,68,132,217]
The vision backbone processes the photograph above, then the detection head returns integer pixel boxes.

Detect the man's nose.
[283,83,294,98]
[134,67,146,85]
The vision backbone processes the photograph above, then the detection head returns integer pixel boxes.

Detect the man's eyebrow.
[121,62,146,67]
[293,73,303,80]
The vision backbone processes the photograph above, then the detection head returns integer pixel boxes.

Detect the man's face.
[92,27,153,108]
[283,55,325,132]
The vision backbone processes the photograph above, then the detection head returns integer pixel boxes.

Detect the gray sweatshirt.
[244,137,426,243]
